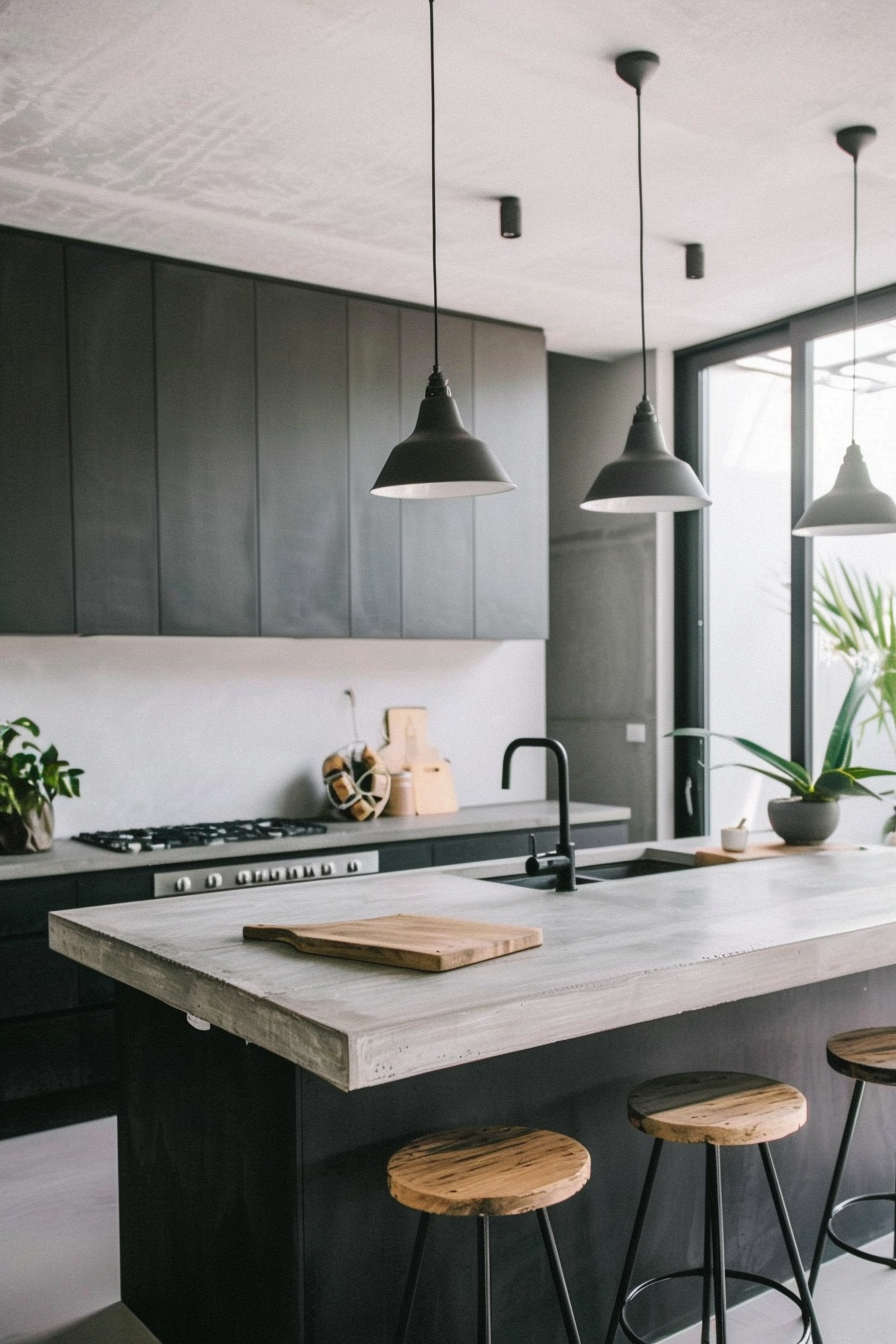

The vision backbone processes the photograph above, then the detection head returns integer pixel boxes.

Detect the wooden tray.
[243,913,542,973]
[696,842,860,866]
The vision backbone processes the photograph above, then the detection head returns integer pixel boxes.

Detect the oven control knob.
[347,860,359,874]
[270,868,286,882]
[322,862,335,876]
[236,870,251,885]
[303,865,317,878]
[205,873,223,890]
[174,877,192,894]
[253,869,270,883]
[287,866,301,880]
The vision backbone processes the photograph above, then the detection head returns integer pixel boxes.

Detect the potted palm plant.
[672,668,896,844]
[0,718,84,854]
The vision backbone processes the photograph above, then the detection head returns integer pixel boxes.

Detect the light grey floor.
[0,1116,892,1342]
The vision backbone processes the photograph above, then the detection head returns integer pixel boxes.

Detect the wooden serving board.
[243,913,542,973]
[696,842,860,866]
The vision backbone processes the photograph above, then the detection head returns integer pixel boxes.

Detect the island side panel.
[116,985,302,1344]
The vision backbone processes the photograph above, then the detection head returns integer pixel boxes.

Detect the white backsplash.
[0,637,545,837]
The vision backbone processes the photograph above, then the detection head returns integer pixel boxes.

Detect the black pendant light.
[371,1,515,500]
[581,51,710,514]
[793,126,896,536]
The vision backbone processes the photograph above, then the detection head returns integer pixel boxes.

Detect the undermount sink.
[486,857,689,890]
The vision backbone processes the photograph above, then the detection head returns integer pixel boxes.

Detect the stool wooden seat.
[628,1070,808,1146]
[388,1125,589,1344]
[810,1026,896,1291]
[387,1124,591,1217]
[826,1026,896,1085]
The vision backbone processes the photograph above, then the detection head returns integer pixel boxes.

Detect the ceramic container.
[720,826,748,853]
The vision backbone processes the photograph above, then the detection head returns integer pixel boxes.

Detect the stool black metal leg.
[706,1143,727,1344]
[809,1079,864,1291]
[537,1207,582,1344]
[759,1143,824,1344]
[395,1212,431,1344]
[478,1214,492,1344]
[701,1145,713,1344]
[603,1137,664,1344]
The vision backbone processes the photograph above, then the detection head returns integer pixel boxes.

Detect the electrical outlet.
[626,723,647,744]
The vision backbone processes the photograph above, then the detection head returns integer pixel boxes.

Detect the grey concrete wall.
[546,351,658,841]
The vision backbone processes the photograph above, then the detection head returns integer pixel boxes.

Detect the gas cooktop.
[74,818,328,854]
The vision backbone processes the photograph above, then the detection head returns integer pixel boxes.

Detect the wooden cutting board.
[696,842,860,866]
[410,760,459,815]
[243,913,542,972]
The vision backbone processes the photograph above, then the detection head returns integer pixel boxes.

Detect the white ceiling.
[2,0,896,359]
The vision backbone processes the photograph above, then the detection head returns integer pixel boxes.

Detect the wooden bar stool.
[809,1026,896,1290]
[388,1125,590,1344]
[605,1071,824,1344]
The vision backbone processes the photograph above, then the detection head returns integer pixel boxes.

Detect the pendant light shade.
[792,441,896,536]
[793,125,896,536]
[371,371,514,498]
[580,51,710,515]
[581,397,710,513]
[371,0,515,501]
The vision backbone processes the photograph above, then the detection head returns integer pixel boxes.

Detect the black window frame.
[673,282,896,837]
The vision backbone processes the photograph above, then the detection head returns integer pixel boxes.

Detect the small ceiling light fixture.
[793,126,896,536]
[371,1,515,500]
[581,51,710,514]
[500,196,522,239]
[685,242,704,279]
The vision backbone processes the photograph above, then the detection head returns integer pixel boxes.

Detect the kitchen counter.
[50,845,896,1091]
[0,799,627,881]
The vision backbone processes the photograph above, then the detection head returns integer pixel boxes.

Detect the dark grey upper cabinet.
[67,245,158,635]
[0,233,73,633]
[399,309,475,639]
[473,322,549,639]
[257,284,349,636]
[155,263,258,636]
[348,299,401,638]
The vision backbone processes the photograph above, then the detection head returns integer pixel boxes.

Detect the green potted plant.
[0,718,84,854]
[671,668,896,844]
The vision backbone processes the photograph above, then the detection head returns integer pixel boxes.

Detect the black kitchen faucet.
[501,737,576,892]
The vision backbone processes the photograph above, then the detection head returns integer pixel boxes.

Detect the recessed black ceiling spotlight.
[685,243,704,279]
[371,1,515,500]
[580,50,710,514]
[793,125,896,536]
[500,196,522,239]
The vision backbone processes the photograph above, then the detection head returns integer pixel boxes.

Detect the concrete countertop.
[50,844,896,1092]
[0,800,629,882]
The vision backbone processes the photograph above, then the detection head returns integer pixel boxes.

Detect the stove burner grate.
[74,818,328,853]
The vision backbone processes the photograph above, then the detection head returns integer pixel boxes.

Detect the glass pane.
[812,318,896,844]
[705,348,791,836]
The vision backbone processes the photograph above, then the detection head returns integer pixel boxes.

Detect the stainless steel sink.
[486,857,689,890]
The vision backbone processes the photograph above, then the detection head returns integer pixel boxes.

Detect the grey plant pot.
[767,796,839,846]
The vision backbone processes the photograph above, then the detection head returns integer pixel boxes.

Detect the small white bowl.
[721,827,749,853]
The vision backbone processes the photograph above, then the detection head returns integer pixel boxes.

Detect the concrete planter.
[768,797,839,845]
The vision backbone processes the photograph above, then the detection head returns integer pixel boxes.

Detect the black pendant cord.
[429,0,439,374]
[636,87,647,401]
[851,153,858,445]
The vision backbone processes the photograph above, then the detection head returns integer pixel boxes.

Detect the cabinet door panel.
[0,877,78,938]
[68,244,158,634]
[257,283,349,635]
[155,263,257,635]
[0,232,73,632]
[473,323,549,638]
[400,309,475,638]
[0,938,78,1020]
[348,299,401,637]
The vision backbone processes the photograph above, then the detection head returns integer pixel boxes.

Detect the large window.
[675,291,896,842]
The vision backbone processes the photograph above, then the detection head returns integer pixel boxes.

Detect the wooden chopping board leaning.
[380,707,459,816]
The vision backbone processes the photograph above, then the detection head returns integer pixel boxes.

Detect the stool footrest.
[620,1268,812,1344]
[826,1192,896,1269]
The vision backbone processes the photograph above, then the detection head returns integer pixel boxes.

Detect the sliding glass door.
[674,288,896,842]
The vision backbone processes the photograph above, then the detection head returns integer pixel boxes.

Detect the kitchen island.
[50,848,896,1343]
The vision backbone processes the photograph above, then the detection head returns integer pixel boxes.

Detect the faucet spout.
[502,737,575,891]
